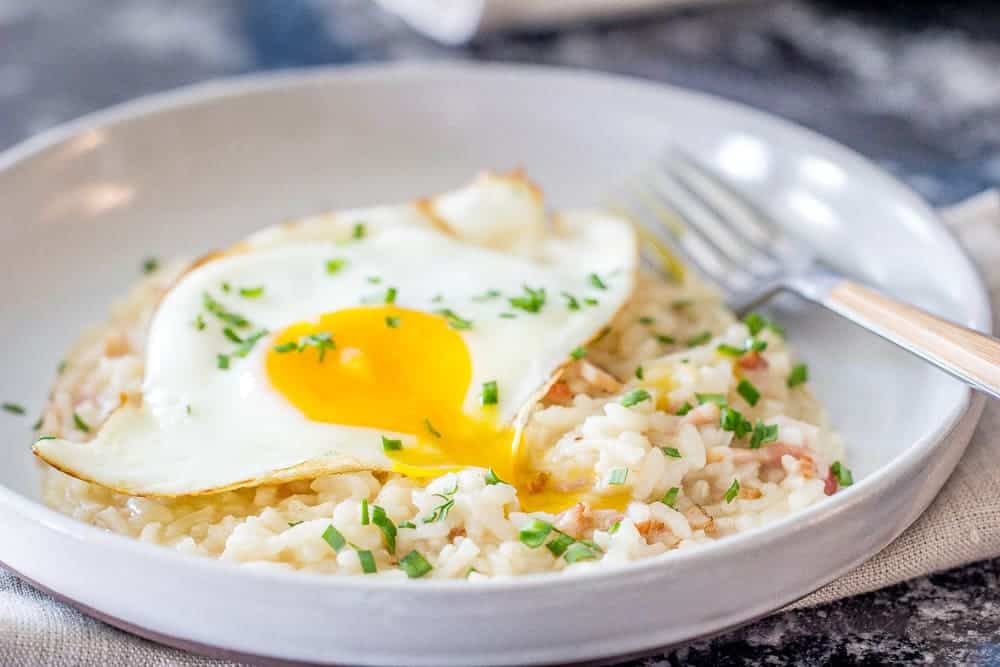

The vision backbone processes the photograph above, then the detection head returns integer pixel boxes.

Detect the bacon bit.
[448,527,467,540]
[706,446,729,464]
[103,331,130,357]
[554,502,592,538]
[738,487,763,500]
[824,467,838,496]
[542,381,574,406]
[682,402,720,426]
[525,471,550,494]
[635,518,666,538]
[577,360,622,394]
[683,504,714,531]
[738,350,768,370]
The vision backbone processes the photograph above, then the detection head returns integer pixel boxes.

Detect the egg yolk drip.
[266,306,628,513]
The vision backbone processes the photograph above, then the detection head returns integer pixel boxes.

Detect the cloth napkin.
[1,193,998,665]
[374,0,721,44]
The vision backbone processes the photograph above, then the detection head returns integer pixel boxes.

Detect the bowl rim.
[0,61,991,595]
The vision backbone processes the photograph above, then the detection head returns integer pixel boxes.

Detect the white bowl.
[0,63,989,666]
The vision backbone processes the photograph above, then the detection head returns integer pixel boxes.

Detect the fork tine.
[663,149,803,262]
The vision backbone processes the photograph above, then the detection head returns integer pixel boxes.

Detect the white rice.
[39,260,846,579]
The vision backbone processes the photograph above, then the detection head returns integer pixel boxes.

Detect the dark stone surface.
[1,1,998,664]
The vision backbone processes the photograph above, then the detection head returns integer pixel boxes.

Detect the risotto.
[37,260,848,580]
[35,173,848,581]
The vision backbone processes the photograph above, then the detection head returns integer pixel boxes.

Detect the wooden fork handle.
[822,280,1000,400]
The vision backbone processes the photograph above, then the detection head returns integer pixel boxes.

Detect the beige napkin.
[1,193,998,665]
[374,0,723,44]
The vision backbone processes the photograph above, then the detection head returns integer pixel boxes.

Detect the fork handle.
[817,279,1000,400]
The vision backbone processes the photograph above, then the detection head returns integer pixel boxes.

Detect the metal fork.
[608,148,1000,400]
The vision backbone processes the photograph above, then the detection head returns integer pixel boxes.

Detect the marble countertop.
[2,1,999,664]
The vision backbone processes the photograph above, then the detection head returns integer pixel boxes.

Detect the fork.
[609,149,1000,401]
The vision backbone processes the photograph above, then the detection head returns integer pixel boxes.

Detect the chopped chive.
[141,257,159,274]
[695,393,726,406]
[217,354,230,370]
[352,222,366,240]
[367,276,382,284]
[471,289,501,302]
[570,346,587,360]
[607,468,628,485]
[545,532,575,556]
[360,498,371,525]
[750,420,779,449]
[831,461,854,487]
[561,291,581,311]
[638,316,655,325]
[223,327,243,344]
[509,285,546,313]
[724,479,740,503]
[221,282,231,293]
[671,300,692,311]
[381,436,402,452]
[57,360,67,374]
[662,446,681,458]
[2,403,25,415]
[588,273,607,290]
[480,380,498,406]
[399,550,432,578]
[185,404,192,416]
[424,418,441,438]
[737,379,761,407]
[398,521,416,529]
[655,334,676,345]
[661,486,680,508]
[325,258,347,274]
[787,363,809,388]
[322,525,346,551]
[385,315,400,328]
[194,314,206,331]
[273,341,297,353]
[32,417,42,430]
[484,468,506,485]
[435,308,473,330]
[743,312,785,338]
[635,366,644,380]
[498,312,517,319]
[608,520,621,535]
[621,388,651,408]
[371,505,397,554]
[238,286,264,299]
[675,402,694,416]
[431,294,444,303]
[202,292,250,328]
[686,331,712,347]
[36,435,56,441]
[716,343,745,357]
[563,541,599,563]
[383,286,398,304]
[518,519,553,548]
[297,332,335,362]
[232,330,268,357]
[287,520,303,527]
[583,297,599,306]
[720,407,753,438]
[422,485,457,524]
[747,338,768,353]
[72,412,91,432]
[356,549,377,574]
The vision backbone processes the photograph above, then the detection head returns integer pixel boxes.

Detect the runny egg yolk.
[266,306,629,513]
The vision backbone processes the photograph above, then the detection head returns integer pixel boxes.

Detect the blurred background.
[0,0,998,206]
[2,1,1000,664]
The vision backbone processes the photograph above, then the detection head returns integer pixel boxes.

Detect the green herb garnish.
[383,287,398,304]
[194,314,206,331]
[662,447,681,458]
[686,331,712,347]
[436,308,473,330]
[238,286,264,299]
[371,505,397,554]
[635,366,644,380]
[563,542,600,563]
[671,300,692,311]
[675,402,693,416]
[561,292,581,311]
[326,258,347,274]
[36,435,56,441]
[273,342,297,353]
[424,418,441,438]
[481,380,498,406]
[142,257,159,274]
[361,499,370,525]
[385,315,400,328]
[217,354,230,370]
[831,461,854,487]
[351,222,366,240]
[743,312,785,338]
[484,468,506,485]
[638,316,655,325]
[607,468,628,485]
[2,403,25,415]
[749,421,779,449]
[570,346,587,360]
[287,521,303,527]
[298,332,335,362]
[322,525,346,551]
[423,487,457,524]
[509,285,547,313]
[608,521,621,534]
[498,312,517,319]
[655,334,676,345]
[202,292,250,328]
[720,407,753,438]
[367,276,382,284]
[584,297,599,306]
[398,521,416,529]
[518,519,553,548]
[399,550,432,578]
[472,289,501,302]
[787,363,809,388]
[381,436,402,452]
[661,487,680,508]
[233,330,268,358]
[223,327,243,344]
[588,273,607,290]
[716,343,745,357]
[737,378,760,406]
[621,389,651,408]
[695,393,726,406]
[724,479,740,503]
[545,532,575,556]
[357,549,377,574]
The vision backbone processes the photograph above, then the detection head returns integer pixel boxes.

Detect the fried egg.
[34,173,638,504]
